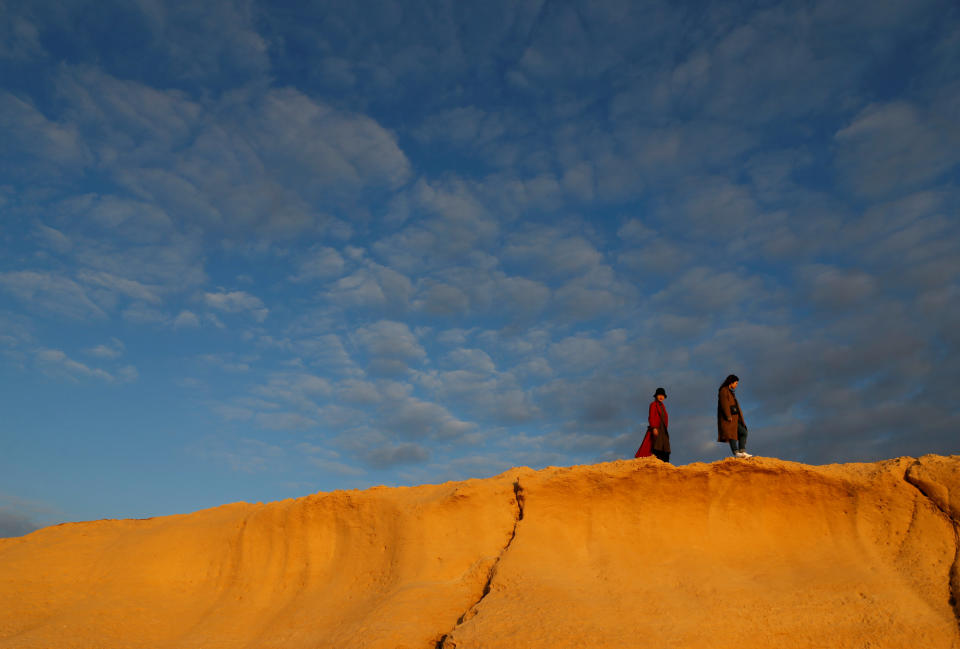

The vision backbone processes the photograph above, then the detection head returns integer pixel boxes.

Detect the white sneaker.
[734,451,746,458]
[739,451,753,458]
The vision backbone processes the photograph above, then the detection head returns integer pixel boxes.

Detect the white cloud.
[413,106,507,147]
[652,266,765,315]
[359,326,424,363]
[85,339,125,359]
[46,214,208,294]
[0,312,33,353]
[66,194,176,244]
[617,219,656,243]
[121,302,168,325]
[133,0,271,83]
[436,328,474,346]
[489,173,565,213]
[352,320,426,375]
[617,238,695,277]
[511,356,554,380]
[199,353,252,373]
[658,176,761,243]
[54,65,200,153]
[561,161,596,201]
[33,223,73,254]
[100,84,411,240]
[0,91,90,176]
[549,330,628,374]
[364,442,431,469]
[325,262,413,312]
[78,270,162,305]
[534,374,645,435]
[34,348,114,382]
[289,246,346,283]
[799,265,878,311]
[193,437,285,474]
[508,3,618,84]
[34,67,411,241]
[383,396,474,440]
[306,456,366,476]
[503,227,604,278]
[554,264,635,321]
[375,178,502,272]
[204,313,226,329]
[649,313,712,340]
[494,275,552,320]
[254,412,317,431]
[173,310,200,329]
[204,290,268,322]
[294,334,358,374]
[0,6,44,62]
[336,379,382,405]
[211,404,254,421]
[415,281,472,316]
[444,348,496,374]
[408,266,551,324]
[346,431,431,469]
[251,372,332,413]
[416,367,539,425]
[0,271,107,320]
[117,365,139,383]
[835,101,959,198]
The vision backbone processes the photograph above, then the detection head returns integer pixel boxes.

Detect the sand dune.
[1,455,958,648]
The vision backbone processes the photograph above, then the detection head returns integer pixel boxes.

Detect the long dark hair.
[720,374,739,390]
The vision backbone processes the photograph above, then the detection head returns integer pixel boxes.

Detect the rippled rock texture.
[2,455,958,648]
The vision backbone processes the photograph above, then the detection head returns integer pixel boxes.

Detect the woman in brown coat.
[717,374,752,458]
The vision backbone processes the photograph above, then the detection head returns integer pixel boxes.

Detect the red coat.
[636,399,669,457]
[648,400,668,431]
[635,430,653,457]
[649,400,670,453]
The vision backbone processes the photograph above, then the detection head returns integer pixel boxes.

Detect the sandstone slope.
[1,455,958,648]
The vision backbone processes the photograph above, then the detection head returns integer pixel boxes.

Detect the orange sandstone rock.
[1,456,958,648]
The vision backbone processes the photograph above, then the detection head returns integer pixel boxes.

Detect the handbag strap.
[656,401,668,433]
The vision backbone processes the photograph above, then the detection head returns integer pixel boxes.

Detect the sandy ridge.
[437,478,526,648]
[1,455,958,648]
[904,456,960,623]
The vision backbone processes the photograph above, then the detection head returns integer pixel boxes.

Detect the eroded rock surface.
[2,456,958,648]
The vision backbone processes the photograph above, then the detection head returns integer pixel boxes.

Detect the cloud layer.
[0,0,958,529]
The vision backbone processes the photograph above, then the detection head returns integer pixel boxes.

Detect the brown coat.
[717,385,746,442]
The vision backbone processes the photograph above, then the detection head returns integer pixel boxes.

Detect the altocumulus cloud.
[0,0,957,528]
[204,291,269,322]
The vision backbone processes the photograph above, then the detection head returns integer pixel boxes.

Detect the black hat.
[654,387,667,398]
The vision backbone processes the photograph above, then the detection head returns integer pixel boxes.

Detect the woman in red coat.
[636,387,670,462]
[717,374,752,458]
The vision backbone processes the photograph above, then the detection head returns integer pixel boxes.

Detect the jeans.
[729,423,748,454]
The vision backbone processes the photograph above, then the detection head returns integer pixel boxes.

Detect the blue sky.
[1,0,958,536]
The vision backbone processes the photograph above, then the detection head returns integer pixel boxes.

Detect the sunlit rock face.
[1,455,958,649]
